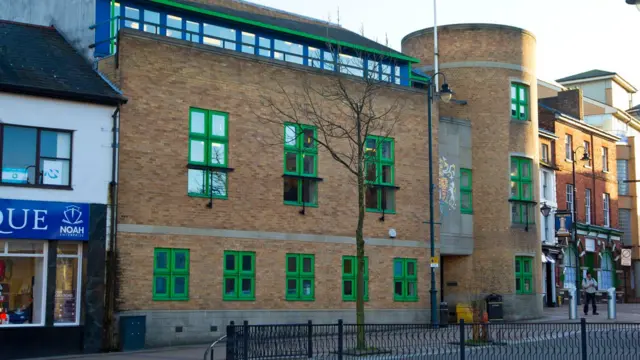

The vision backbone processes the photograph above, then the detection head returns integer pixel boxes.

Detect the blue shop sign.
[0,199,90,241]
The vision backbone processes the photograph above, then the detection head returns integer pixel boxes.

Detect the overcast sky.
[249,0,639,107]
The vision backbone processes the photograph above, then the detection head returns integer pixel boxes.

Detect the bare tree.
[256,46,405,349]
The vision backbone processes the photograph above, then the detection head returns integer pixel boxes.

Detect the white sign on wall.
[1,167,28,184]
[621,249,632,267]
[585,238,596,252]
[43,160,63,185]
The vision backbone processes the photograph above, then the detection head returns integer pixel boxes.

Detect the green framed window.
[153,248,190,301]
[223,251,256,301]
[342,256,369,301]
[460,168,473,214]
[285,254,315,301]
[365,136,396,213]
[511,83,529,120]
[393,258,418,302]
[515,256,533,294]
[283,123,319,206]
[510,157,535,224]
[187,108,229,199]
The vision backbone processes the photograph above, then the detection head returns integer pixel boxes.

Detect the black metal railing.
[220,319,640,360]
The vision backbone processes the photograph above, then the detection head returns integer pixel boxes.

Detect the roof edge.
[150,0,420,63]
[539,103,620,142]
[0,83,127,106]
[402,23,536,45]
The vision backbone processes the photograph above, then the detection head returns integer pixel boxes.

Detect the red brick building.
[539,89,623,301]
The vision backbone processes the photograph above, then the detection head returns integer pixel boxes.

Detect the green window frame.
[460,168,473,214]
[510,157,535,224]
[188,108,229,199]
[223,251,256,301]
[153,248,190,301]
[393,258,418,302]
[342,256,369,301]
[365,135,396,213]
[515,256,533,294]
[285,254,315,301]
[283,123,319,206]
[511,83,529,121]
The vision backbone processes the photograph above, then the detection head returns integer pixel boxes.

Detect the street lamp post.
[571,146,590,305]
[626,0,640,11]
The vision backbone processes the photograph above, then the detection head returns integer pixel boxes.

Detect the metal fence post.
[243,320,249,360]
[307,320,313,358]
[580,318,587,360]
[459,319,465,360]
[226,321,235,360]
[337,319,344,360]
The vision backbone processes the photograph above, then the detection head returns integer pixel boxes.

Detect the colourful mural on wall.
[439,156,457,217]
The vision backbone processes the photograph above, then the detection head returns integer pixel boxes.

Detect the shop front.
[0,199,106,359]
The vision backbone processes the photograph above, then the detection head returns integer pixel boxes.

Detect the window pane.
[155,276,168,295]
[460,171,470,188]
[225,254,236,272]
[381,141,392,159]
[285,125,297,146]
[515,259,521,273]
[382,188,395,211]
[187,169,206,195]
[189,140,205,163]
[511,85,516,101]
[519,87,526,102]
[407,282,417,297]
[224,278,236,295]
[461,192,472,209]
[40,131,71,159]
[339,53,363,77]
[156,251,169,270]
[523,260,531,273]
[521,161,530,178]
[8,241,44,254]
[522,182,531,199]
[274,40,303,64]
[287,256,297,273]
[407,261,416,276]
[394,281,403,296]
[344,280,353,296]
[392,260,403,277]
[524,278,531,292]
[302,279,312,296]
[510,158,518,177]
[285,152,297,173]
[394,66,401,84]
[124,7,139,29]
[210,172,227,197]
[54,257,78,323]
[173,276,186,295]
[309,47,321,67]
[302,257,312,273]
[57,243,79,255]
[209,113,226,137]
[366,162,376,182]
[519,105,526,118]
[241,32,255,54]
[2,126,36,184]
[343,258,353,275]
[366,187,379,209]
[241,255,252,272]
[510,181,519,198]
[174,252,187,271]
[365,138,377,157]
[323,51,335,71]
[301,180,317,204]
[258,37,271,57]
[515,278,521,291]
[283,177,299,202]
[186,21,199,42]
[210,143,225,165]
[382,165,392,183]
[41,159,70,186]
[241,278,252,295]
[287,279,297,295]
[144,10,160,34]
[166,15,182,39]
[190,111,206,134]
[302,154,315,175]
[0,256,45,325]
[302,128,314,148]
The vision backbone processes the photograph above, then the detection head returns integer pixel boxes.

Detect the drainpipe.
[104,105,120,350]
[591,134,597,226]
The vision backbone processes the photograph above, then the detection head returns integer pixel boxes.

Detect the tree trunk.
[356,166,366,350]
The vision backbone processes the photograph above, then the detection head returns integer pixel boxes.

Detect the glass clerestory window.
[188,108,229,199]
[283,123,319,206]
[365,136,396,213]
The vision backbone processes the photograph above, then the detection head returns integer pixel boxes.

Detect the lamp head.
[540,202,552,217]
[580,151,590,162]
[439,83,453,103]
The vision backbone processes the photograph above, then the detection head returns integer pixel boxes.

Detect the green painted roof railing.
[149,0,420,63]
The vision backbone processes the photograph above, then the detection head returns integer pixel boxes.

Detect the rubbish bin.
[485,294,503,322]
[439,302,449,327]
[607,287,616,320]
[120,315,146,351]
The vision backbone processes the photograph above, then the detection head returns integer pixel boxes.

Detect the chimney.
[556,89,584,120]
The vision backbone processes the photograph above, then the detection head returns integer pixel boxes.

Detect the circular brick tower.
[402,24,543,319]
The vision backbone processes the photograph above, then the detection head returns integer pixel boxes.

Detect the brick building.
[91,0,434,348]
[539,89,623,302]
[403,24,544,320]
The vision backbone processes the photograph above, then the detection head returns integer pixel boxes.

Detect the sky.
[249,0,640,106]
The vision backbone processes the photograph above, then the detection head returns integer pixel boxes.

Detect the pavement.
[29,304,640,360]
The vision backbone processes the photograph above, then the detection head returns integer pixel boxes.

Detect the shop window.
[1,125,72,187]
[55,243,82,324]
[0,241,47,326]
[342,256,368,301]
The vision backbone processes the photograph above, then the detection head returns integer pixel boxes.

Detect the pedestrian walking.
[582,272,599,315]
